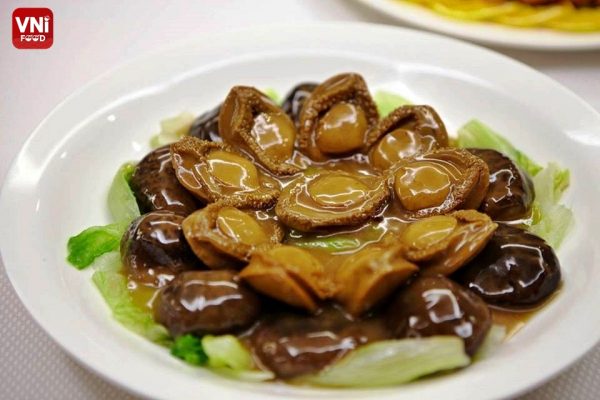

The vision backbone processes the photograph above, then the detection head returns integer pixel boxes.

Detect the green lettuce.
[171,334,208,365]
[67,163,141,269]
[473,325,506,362]
[107,162,140,222]
[67,223,126,269]
[299,336,469,387]
[263,88,281,104]
[91,251,171,344]
[373,90,412,117]
[457,119,573,248]
[529,164,574,248]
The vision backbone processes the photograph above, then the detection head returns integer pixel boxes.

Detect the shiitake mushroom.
[298,73,379,160]
[367,105,449,170]
[130,146,200,216]
[468,148,534,221]
[250,307,391,379]
[189,105,221,142]
[121,211,201,287]
[390,148,489,219]
[281,82,318,127]
[455,224,561,308]
[387,276,491,355]
[154,270,261,337]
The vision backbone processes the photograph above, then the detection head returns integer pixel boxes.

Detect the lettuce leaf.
[67,222,126,269]
[150,112,195,148]
[473,325,506,362]
[91,252,171,344]
[171,334,208,366]
[107,162,140,222]
[299,336,469,387]
[373,90,412,117]
[529,164,574,248]
[456,119,573,248]
[457,119,542,177]
[202,335,253,370]
[263,88,281,104]
[67,163,141,269]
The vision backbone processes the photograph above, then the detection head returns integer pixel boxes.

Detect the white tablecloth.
[1,0,599,398]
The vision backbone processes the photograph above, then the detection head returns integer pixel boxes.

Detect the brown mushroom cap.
[387,276,491,355]
[334,245,418,316]
[239,245,333,312]
[468,148,535,221]
[154,270,261,337]
[182,202,283,269]
[170,137,280,208]
[130,146,200,216]
[121,211,201,287]
[298,73,379,160]
[390,148,489,219]
[219,86,299,175]
[276,170,389,232]
[455,224,561,308]
[400,210,498,276]
[366,105,449,170]
[250,307,391,379]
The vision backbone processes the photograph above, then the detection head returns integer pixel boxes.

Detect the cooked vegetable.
[263,88,281,104]
[91,251,171,344]
[202,335,253,370]
[67,222,126,269]
[373,90,412,117]
[299,336,470,387]
[530,163,573,248]
[150,112,195,148]
[171,334,208,366]
[107,162,140,222]
[473,325,506,361]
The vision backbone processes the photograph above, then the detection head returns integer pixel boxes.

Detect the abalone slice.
[182,202,284,269]
[170,137,280,208]
[276,170,389,231]
[219,86,299,175]
[240,245,333,312]
[334,245,418,316]
[281,82,318,128]
[390,148,489,218]
[298,73,379,160]
[366,105,449,170]
[400,210,497,276]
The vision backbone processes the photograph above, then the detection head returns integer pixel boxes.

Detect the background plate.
[356,0,600,50]
[1,22,600,400]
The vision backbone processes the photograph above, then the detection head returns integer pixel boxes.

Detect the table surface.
[1,0,599,399]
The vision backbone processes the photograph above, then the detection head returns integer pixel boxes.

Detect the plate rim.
[1,21,600,400]
[355,0,600,51]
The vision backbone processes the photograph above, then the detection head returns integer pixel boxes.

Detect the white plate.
[356,0,600,50]
[1,22,600,400]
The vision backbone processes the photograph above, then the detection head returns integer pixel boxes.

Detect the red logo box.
[12,8,53,49]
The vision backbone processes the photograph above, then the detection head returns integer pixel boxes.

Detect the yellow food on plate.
[401,0,600,31]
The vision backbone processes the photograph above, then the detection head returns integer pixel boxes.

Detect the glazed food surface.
[122,73,562,380]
